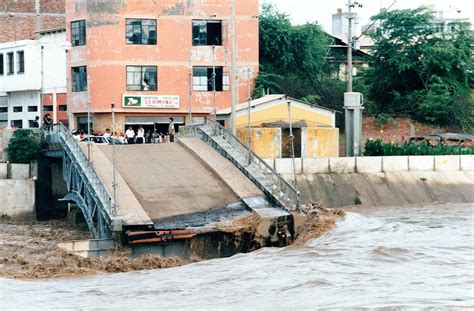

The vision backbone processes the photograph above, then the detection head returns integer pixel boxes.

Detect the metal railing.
[54,123,116,215]
[44,124,117,238]
[181,119,300,211]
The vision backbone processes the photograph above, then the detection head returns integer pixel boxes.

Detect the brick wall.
[362,116,453,144]
[340,116,456,155]
[0,0,65,43]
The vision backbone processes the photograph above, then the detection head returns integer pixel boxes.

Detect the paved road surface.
[99,143,240,220]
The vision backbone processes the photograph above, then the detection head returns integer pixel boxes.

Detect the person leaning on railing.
[42,113,53,131]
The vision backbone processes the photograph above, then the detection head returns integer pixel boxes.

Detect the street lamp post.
[111,103,118,215]
[246,68,252,164]
[212,45,217,120]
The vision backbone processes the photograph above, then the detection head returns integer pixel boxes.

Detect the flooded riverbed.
[1,203,473,309]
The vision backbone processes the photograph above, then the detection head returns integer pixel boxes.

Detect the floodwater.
[1,203,473,309]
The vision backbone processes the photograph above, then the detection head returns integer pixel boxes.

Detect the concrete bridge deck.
[97,143,241,222]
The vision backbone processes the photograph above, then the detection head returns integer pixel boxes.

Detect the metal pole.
[347,0,353,92]
[87,101,91,161]
[111,103,118,215]
[188,56,193,125]
[287,101,297,189]
[212,45,217,120]
[230,0,237,134]
[247,68,252,164]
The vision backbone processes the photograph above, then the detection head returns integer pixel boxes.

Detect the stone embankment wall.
[0,163,36,219]
[266,155,474,208]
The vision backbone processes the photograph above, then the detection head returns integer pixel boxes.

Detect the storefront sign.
[123,95,179,109]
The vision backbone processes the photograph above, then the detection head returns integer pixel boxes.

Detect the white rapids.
[1,203,473,310]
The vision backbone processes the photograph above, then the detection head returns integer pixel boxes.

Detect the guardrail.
[181,119,300,211]
[45,123,117,238]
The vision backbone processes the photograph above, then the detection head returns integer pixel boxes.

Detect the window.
[71,20,86,46]
[126,19,157,45]
[7,52,14,74]
[126,66,157,91]
[43,105,53,112]
[78,116,93,132]
[0,54,3,75]
[13,106,23,112]
[59,105,67,111]
[0,107,7,113]
[447,23,459,32]
[192,20,222,46]
[432,23,444,33]
[28,106,38,112]
[72,66,87,92]
[11,120,23,128]
[16,51,24,73]
[193,66,228,91]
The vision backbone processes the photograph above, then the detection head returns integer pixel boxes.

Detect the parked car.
[408,133,474,147]
[80,135,125,145]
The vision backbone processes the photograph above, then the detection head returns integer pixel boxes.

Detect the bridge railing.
[181,119,300,211]
[46,123,117,221]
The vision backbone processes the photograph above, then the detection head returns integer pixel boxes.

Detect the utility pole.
[212,45,217,120]
[344,0,364,157]
[230,0,237,134]
[347,0,354,92]
[111,102,118,215]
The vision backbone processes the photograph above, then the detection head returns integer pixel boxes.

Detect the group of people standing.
[125,117,176,144]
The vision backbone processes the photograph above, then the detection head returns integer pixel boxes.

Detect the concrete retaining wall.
[265,155,474,208]
[265,155,474,174]
[0,163,31,180]
[274,158,302,174]
[57,239,115,258]
[0,179,35,219]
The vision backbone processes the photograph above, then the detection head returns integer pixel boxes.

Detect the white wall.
[0,40,42,92]
[266,155,474,174]
[0,31,68,128]
[39,31,68,92]
[7,91,40,128]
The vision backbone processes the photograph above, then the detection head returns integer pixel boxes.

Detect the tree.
[256,4,345,117]
[6,130,42,163]
[363,7,474,131]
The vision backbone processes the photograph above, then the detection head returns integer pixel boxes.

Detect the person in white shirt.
[103,128,111,138]
[125,127,135,144]
[136,126,145,144]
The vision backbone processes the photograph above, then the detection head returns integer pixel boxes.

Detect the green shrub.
[363,138,474,156]
[6,130,42,163]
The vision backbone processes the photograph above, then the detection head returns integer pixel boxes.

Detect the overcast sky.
[265,0,474,32]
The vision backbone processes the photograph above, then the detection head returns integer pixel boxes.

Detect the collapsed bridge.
[43,120,299,257]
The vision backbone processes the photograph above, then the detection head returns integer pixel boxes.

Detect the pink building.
[65,0,259,134]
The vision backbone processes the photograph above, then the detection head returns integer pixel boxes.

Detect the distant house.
[326,34,370,81]
[217,95,339,159]
[0,28,68,129]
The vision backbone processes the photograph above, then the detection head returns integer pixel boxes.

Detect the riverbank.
[0,206,344,280]
[0,220,186,280]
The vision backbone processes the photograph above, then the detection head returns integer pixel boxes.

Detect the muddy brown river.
[1,203,473,309]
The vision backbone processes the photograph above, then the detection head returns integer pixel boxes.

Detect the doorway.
[281,128,301,158]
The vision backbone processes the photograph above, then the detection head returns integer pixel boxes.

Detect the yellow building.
[217,95,339,158]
